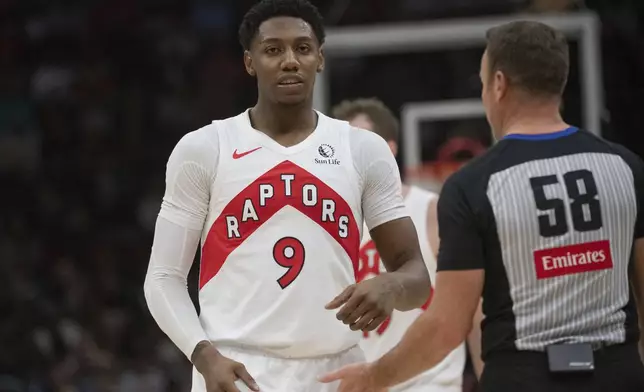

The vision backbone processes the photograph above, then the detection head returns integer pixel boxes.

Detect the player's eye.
[265,47,280,55]
[297,45,311,53]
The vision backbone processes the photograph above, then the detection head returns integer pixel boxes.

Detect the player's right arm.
[144,129,258,392]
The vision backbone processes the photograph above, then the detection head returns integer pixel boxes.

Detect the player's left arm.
[321,175,486,389]
[355,131,431,312]
[370,215,433,311]
[326,130,430,330]
[361,134,431,312]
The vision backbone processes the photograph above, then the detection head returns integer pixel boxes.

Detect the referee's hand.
[318,362,387,392]
[326,275,397,331]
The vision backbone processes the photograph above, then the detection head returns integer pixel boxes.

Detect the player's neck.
[500,100,569,138]
[250,98,317,141]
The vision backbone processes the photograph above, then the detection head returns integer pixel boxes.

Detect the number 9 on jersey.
[273,237,305,289]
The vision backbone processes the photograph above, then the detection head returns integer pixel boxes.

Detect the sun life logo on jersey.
[315,143,340,165]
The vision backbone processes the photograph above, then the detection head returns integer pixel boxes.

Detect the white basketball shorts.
[191,344,365,392]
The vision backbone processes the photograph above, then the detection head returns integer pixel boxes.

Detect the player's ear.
[244,50,256,77]
[317,46,325,73]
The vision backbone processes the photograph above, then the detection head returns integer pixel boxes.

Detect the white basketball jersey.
[357,186,467,391]
[187,110,408,359]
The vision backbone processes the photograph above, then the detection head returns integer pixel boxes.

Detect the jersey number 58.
[530,169,603,237]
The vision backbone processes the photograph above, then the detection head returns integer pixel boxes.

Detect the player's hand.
[326,275,397,331]
[193,342,259,392]
[318,362,387,392]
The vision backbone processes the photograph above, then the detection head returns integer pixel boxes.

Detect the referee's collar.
[503,126,579,141]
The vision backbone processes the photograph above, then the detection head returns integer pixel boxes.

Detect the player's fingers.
[335,293,364,323]
[364,314,389,331]
[351,309,380,331]
[343,299,372,326]
[325,285,356,309]
[234,364,260,391]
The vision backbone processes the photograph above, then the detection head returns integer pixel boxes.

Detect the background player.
[143,1,431,392]
[332,97,478,392]
[321,20,644,392]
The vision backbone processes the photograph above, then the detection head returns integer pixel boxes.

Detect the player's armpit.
[632,238,644,359]
[370,216,431,311]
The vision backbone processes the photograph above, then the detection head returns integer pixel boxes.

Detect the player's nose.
[280,48,299,71]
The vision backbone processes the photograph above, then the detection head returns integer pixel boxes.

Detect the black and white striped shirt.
[436,127,644,359]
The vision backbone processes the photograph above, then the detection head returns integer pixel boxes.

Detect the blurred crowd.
[1,0,643,391]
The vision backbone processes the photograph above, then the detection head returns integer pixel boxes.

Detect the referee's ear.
[492,69,510,102]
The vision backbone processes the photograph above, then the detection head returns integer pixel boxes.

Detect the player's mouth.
[277,75,304,89]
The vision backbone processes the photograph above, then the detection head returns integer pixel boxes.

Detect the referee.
[320,21,644,392]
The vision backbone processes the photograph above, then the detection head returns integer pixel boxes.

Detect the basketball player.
[143,1,431,392]
[321,20,644,392]
[332,98,480,392]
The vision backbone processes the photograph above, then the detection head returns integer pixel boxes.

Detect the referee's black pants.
[480,343,644,392]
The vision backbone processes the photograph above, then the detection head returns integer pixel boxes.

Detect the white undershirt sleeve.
[144,128,219,361]
[350,127,408,230]
[144,217,209,360]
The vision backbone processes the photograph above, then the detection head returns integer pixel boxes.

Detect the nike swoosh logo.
[232,147,262,159]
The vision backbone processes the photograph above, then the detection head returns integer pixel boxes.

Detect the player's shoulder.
[168,121,226,170]
[348,125,389,148]
[318,110,350,130]
[173,110,249,152]
[316,110,388,151]
[210,110,249,135]
[347,126,396,179]
[174,123,220,153]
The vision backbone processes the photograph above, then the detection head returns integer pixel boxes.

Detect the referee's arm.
[627,151,644,361]
[635,239,644,361]
[368,177,486,388]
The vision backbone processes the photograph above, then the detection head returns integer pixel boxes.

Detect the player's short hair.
[485,21,570,96]
[238,0,326,51]
[332,98,400,143]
